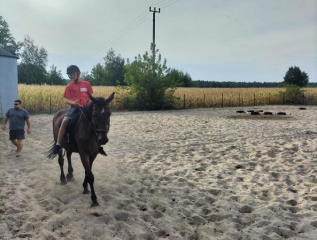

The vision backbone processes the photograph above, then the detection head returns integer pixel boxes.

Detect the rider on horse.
[51,65,107,157]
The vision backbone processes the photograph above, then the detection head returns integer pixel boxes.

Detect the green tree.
[18,35,48,84]
[121,45,177,110]
[48,65,65,85]
[0,16,22,55]
[81,71,94,84]
[279,84,306,104]
[90,63,106,86]
[104,48,125,86]
[283,66,309,87]
[18,63,47,84]
[90,49,125,86]
[165,68,194,87]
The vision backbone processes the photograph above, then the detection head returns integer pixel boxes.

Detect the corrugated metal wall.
[0,55,18,118]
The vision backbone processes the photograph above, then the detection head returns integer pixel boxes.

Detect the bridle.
[92,103,111,134]
[79,102,110,135]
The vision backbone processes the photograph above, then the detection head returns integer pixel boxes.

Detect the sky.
[1,0,316,82]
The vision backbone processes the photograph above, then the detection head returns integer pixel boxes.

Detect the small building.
[0,47,19,118]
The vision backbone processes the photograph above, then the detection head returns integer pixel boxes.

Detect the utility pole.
[149,7,160,82]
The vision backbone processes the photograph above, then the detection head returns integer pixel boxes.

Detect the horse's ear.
[88,92,96,103]
[106,92,115,103]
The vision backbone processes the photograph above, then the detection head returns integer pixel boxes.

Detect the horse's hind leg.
[66,151,74,181]
[58,151,67,185]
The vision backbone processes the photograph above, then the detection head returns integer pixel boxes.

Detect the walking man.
[2,99,31,157]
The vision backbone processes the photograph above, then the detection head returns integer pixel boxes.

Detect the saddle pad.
[57,112,82,134]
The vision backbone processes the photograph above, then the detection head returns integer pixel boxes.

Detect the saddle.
[57,111,83,142]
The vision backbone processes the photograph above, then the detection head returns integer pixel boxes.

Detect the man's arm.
[2,116,8,131]
[26,118,31,134]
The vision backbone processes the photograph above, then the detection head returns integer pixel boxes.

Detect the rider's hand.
[75,99,82,106]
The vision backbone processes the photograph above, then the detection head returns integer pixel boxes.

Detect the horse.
[47,92,114,207]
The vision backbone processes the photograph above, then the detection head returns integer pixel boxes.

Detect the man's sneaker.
[99,147,107,156]
[52,145,62,155]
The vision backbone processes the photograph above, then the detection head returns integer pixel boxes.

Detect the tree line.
[193,80,316,88]
[193,81,283,88]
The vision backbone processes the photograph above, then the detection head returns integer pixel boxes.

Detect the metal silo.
[0,48,19,118]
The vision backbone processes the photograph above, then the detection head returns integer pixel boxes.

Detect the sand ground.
[1,105,317,240]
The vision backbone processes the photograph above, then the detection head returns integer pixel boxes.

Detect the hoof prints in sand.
[2,106,317,239]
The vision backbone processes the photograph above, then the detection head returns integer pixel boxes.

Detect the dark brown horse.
[47,92,114,207]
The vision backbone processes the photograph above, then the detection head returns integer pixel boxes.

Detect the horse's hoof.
[60,180,67,185]
[83,189,90,194]
[66,176,74,181]
[66,173,73,181]
[91,202,99,207]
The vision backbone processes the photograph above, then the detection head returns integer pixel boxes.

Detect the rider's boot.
[99,146,107,156]
[52,119,69,156]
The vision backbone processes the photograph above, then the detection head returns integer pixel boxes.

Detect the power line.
[152,0,175,7]
[78,0,181,64]
[159,0,180,9]
[82,11,149,58]
[95,15,150,54]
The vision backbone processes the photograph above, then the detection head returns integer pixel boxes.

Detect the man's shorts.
[65,107,81,120]
[9,130,25,140]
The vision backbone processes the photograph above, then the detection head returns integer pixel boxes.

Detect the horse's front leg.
[58,150,67,184]
[82,174,89,194]
[66,151,74,181]
[82,152,91,194]
[85,170,98,207]
[80,153,99,207]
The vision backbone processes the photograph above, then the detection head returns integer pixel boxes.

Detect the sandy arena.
[1,106,317,240]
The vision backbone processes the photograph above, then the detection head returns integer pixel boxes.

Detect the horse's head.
[88,92,115,145]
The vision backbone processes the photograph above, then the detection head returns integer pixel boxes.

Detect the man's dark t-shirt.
[5,108,29,130]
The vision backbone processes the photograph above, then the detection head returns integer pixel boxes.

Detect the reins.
[78,102,109,136]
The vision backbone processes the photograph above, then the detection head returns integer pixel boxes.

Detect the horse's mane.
[83,97,109,116]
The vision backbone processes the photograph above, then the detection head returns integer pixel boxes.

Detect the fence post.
[254,93,256,106]
[183,94,186,109]
[50,95,52,114]
[204,93,206,108]
[268,93,270,105]
[239,93,240,106]
[222,93,224,108]
[283,93,285,105]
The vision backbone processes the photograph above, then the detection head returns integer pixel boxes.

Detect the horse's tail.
[46,140,56,159]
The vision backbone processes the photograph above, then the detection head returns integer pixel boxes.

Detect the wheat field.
[18,84,317,113]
